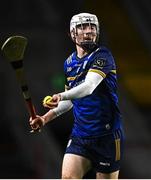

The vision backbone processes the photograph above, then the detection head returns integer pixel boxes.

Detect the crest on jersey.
[92,58,106,69]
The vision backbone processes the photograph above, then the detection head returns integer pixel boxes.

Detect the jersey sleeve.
[89,48,114,78]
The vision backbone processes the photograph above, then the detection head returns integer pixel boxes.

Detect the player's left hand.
[43,94,61,109]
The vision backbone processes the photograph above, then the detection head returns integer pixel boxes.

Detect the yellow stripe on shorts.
[115,138,121,161]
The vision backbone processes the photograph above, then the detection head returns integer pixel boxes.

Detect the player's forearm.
[60,72,103,100]
[42,100,73,124]
[42,109,57,124]
[53,100,73,116]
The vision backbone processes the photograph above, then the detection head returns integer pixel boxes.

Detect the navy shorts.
[65,129,124,173]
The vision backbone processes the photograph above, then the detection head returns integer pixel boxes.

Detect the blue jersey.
[64,46,123,137]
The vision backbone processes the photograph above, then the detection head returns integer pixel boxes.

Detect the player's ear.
[70,30,76,42]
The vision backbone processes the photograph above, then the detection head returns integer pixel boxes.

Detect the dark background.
[0,0,151,178]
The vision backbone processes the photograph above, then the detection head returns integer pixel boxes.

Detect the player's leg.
[94,129,124,179]
[61,153,91,179]
[96,170,119,179]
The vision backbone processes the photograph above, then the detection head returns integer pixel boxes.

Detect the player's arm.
[30,71,104,131]
[59,71,104,100]
[45,71,104,110]
[43,99,73,122]
[30,94,73,131]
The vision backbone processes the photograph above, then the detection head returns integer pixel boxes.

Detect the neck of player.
[76,44,88,59]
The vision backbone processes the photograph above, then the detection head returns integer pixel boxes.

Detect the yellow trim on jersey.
[115,138,121,161]
[67,77,75,81]
[110,70,116,74]
[67,69,116,81]
[67,68,110,82]
[89,69,106,78]
[67,71,86,81]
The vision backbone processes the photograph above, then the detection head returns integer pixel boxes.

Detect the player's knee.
[61,173,81,179]
[61,175,75,179]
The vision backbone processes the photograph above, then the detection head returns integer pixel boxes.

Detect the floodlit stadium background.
[0,0,151,178]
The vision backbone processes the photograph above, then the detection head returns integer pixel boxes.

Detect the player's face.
[75,23,97,44]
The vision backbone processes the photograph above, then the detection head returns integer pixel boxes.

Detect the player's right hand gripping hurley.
[30,115,45,133]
